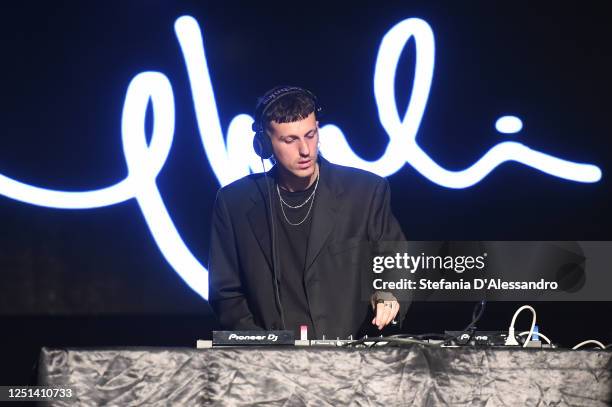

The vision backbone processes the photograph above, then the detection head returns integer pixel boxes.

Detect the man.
[208,86,407,339]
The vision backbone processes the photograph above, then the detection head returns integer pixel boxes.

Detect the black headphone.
[251,86,322,159]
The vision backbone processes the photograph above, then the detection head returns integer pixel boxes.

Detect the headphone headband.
[252,86,320,133]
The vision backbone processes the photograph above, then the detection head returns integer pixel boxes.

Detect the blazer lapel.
[246,174,274,272]
[304,160,339,277]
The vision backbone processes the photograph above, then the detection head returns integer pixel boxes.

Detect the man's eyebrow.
[280,128,317,138]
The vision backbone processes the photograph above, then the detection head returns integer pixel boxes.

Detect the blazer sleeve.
[208,190,261,330]
[368,178,410,326]
[368,178,406,242]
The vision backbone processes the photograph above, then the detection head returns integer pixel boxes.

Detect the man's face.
[267,112,319,180]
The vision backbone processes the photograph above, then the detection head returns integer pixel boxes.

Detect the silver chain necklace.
[276,175,319,226]
[277,179,317,209]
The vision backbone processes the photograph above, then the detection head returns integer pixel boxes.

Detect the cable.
[343,336,437,348]
[390,333,448,340]
[443,300,486,346]
[572,340,606,350]
[518,331,552,345]
[261,156,285,329]
[504,305,536,347]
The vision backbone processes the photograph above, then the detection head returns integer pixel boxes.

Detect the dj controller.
[196,330,556,349]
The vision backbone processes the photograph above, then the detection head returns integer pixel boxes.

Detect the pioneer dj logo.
[0,15,601,300]
[228,333,279,342]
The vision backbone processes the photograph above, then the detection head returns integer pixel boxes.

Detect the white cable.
[518,331,552,345]
[504,305,536,347]
[572,340,606,350]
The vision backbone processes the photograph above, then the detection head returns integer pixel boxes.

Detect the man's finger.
[373,303,381,326]
[373,303,384,327]
[385,302,399,326]
[381,301,399,327]
[375,303,391,329]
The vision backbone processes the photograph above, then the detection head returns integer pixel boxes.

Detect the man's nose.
[298,140,310,156]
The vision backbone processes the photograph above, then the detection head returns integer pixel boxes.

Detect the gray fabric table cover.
[39,346,612,406]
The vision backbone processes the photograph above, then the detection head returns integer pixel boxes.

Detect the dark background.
[0,1,610,384]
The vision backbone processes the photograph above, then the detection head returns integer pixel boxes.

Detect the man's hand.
[371,300,400,330]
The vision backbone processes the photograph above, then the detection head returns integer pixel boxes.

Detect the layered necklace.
[276,172,320,226]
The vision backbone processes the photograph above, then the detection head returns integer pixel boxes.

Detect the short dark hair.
[264,92,315,125]
[260,88,317,129]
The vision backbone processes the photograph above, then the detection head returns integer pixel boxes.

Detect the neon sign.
[0,16,602,300]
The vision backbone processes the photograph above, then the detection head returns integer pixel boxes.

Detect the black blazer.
[208,158,407,338]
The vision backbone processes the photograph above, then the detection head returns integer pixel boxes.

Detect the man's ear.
[266,134,277,164]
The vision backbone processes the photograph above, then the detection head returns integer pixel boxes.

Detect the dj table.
[38,346,611,406]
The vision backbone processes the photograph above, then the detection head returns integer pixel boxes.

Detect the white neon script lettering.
[0,16,602,300]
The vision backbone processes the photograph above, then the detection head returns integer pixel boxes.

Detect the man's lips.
[298,160,312,166]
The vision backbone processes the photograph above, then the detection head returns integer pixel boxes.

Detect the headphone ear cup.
[253,131,274,159]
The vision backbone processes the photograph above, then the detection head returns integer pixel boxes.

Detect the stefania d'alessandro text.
[373,278,559,291]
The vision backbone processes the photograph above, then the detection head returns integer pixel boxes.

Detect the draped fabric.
[39,346,612,406]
